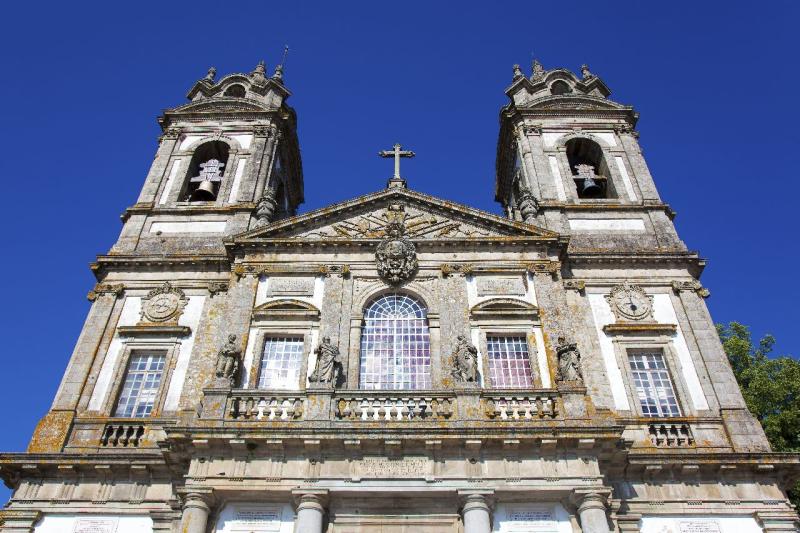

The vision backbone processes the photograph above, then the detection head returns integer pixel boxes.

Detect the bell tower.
[495,60,684,253]
[111,59,303,255]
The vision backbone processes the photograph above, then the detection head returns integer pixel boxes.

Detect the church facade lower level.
[1,59,798,533]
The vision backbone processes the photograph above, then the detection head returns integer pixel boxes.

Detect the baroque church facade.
[1,59,798,533]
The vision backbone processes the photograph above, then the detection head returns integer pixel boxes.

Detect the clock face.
[145,293,179,321]
[610,284,652,321]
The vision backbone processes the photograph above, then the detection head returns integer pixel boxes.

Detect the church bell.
[580,175,602,197]
[189,179,217,201]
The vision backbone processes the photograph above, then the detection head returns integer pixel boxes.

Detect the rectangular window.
[628,351,681,417]
[258,336,304,390]
[115,352,166,417]
[487,335,534,388]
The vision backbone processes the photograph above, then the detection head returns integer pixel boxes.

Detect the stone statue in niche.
[451,334,480,383]
[375,213,418,285]
[309,337,344,387]
[215,334,242,387]
[555,337,583,384]
[253,185,279,227]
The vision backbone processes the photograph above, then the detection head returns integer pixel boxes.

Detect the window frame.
[246,327,314,390]
[613,338,693,418]
[102,341,181,418]
[358,292,433,391]
[484,333,537,389]
[254,334,308,391]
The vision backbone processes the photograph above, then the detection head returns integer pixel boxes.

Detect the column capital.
[756,510,800,532]
[177,487,214,510]
[292,488,329,509]
[571,489,611,510]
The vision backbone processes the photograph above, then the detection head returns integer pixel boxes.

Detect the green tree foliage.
[717,322,800,503]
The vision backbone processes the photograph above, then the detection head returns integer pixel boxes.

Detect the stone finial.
[251,60,267,83]
[531,58,545,80]
[272,64,284,82]
[253,185,279,227]
[512,64,523,80]
[203,66,217,83]
[580,64,594,79]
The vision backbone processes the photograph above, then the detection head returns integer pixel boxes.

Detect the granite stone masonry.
[1,59,798,533]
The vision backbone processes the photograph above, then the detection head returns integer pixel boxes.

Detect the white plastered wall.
[87,295,206,412]
[587,292,709,412]
[227,158,248,203]
[35,515,153,533]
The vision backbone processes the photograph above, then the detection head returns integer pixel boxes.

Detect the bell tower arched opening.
[565,137,615,199]
[183,141,230,202]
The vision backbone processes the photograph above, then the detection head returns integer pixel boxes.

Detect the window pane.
[258,337,304,390]
[487,335,533,388]
[115,353,166,418]
[360,294,431,390]
[628,351,681,417]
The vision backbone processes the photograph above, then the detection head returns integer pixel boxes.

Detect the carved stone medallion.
[375,204,417,285]
[141,282,187,324]
[606,281,653,321]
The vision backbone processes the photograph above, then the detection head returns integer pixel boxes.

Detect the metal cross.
[379,143,415,180]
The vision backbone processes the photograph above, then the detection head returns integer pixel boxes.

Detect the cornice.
[121,203,257,222]
[91,255,230,280]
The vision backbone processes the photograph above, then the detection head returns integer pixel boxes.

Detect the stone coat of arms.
[375,221,417,285]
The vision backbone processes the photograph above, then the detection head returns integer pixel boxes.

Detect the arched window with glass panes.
[359,293,431,390]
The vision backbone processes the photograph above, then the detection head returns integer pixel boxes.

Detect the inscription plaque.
[476,276,526,297]
[230,505,282,532]
[506,507,557,532]
[73,518,118,533]
[267,277,315,297]
[357,457,428,478]
[678,521,721,533]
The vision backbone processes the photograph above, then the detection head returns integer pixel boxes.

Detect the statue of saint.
[309,336,343,387]
[215,334,241,387]
[556,337,584,384]
[451,334,479,383]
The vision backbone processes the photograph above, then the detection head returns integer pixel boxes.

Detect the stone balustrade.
[648,422,694,447]
[484,393,559,420]
[334,393,454,421]
[228,394,304,420]
[101,423,145,447]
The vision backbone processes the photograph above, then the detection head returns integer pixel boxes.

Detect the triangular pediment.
[235,188,560,243]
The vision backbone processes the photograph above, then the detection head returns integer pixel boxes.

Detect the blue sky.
[1,0,798,502]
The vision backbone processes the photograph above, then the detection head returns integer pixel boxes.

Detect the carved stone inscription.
[476,276,526,297]
[506,507,557,532]
[266,277,315,297]
[73,518,119,533]
[678,521,721,533]
[357,457,429,478]
[231,505,282,532]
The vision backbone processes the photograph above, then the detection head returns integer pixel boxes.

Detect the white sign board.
[230,506,282,532]
[507,507,558,532]
[73,518,119,533]
[678,521,721,533]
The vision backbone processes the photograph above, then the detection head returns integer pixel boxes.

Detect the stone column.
[178,490,212,533]
[575,492,610,533]
[459,491,493,533]
[293,489,328,533]
[757,511,800,532]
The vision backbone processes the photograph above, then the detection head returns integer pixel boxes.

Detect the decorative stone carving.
[672,279,710,298]
[253,125,272,137]
[531,58,545,80]
[451,335,480,384]
[606,281,653,322]
[253,186,278,227]
[215,334,242,387]
[556,338,584,384]
[140,282,187,324]
[250,60,267,85]
[207,281,228,297]
[375,205,417,285]
[563,280,586,293]
[159,126,181,141]
[203,66,216,83]
[87,283,124,302]
[309,337,344,387]
[514,178,539,224]
[512,64,523,80]
[580,64,594,79]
